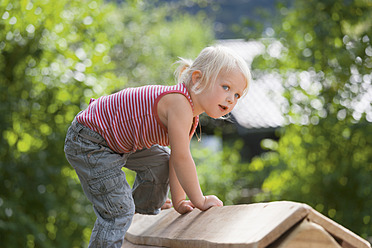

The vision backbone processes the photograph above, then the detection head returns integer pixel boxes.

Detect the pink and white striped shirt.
[76,83,199,154]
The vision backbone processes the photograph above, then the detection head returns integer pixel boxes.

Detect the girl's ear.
[191,70,202,85]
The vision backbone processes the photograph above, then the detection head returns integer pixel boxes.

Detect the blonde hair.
[174,45,251,96]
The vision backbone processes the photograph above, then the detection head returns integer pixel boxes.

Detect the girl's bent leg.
[87,169,135,248]
[125,145,170,215]
[64,121,135,248]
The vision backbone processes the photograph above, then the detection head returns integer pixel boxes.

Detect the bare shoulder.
[160,93,194,152]
[157,93,193,128]
[160,93,192,109]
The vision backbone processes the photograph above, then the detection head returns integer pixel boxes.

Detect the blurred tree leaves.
[2,0,370,245]
[0,0,213,247]
[247,0,372,239]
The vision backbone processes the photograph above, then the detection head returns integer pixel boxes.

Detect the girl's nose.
[226,94,234,104]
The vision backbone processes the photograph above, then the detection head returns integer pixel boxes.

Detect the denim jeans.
[64,118,170,248]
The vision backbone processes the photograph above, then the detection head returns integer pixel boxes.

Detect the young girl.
[64,45,251,247]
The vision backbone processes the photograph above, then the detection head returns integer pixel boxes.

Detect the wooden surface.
[125,201,310,248]
[123,240,161,248]
[269,219,342,248]
[123,201,371,248]
[307,208,370,248]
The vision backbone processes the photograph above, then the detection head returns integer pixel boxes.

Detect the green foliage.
[193,137,269,206]
[256,120,372,236]
[0,0,213,247]
[109,4,214,88]
[193,138,243,205]
[247,0,372,239]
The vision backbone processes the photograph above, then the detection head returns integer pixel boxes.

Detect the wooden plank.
[123,239,162,248]
[124,201,371,248]
[125,201,310,248]
[270,219,342,248]
[307,208,371,248]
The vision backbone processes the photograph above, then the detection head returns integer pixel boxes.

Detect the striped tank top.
[76,83,199,154]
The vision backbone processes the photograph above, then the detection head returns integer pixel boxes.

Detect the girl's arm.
[158,93,223,213]
[167,95,205,209]
[169,156,194,213]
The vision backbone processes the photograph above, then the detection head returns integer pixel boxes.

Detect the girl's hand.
[175,200,195,214]
[161,198,173,210]
[199,195,223,211]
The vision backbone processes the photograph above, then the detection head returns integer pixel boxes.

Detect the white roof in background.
[218,39,287,129]
[219,39,372,128]
[233,73,287,129]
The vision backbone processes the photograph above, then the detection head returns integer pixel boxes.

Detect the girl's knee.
[89,172,135,219]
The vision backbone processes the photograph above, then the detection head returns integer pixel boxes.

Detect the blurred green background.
[0,0,371,247]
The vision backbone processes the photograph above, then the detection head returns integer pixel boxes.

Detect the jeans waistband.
[71,119,108,147]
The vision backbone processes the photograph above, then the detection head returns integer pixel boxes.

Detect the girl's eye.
[234,93,241,99]
[222,85,229,91]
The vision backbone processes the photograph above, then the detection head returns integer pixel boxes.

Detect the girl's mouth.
[219,104,228,111]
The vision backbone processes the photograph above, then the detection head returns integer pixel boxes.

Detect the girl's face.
[193,69,246,119]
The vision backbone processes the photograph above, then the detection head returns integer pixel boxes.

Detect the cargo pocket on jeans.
[88,172,135,219]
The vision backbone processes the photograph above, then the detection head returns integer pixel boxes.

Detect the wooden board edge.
[268,218,342,248]
[307,208,371,248]
[258,202,312,248]
[123,237,164,248]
